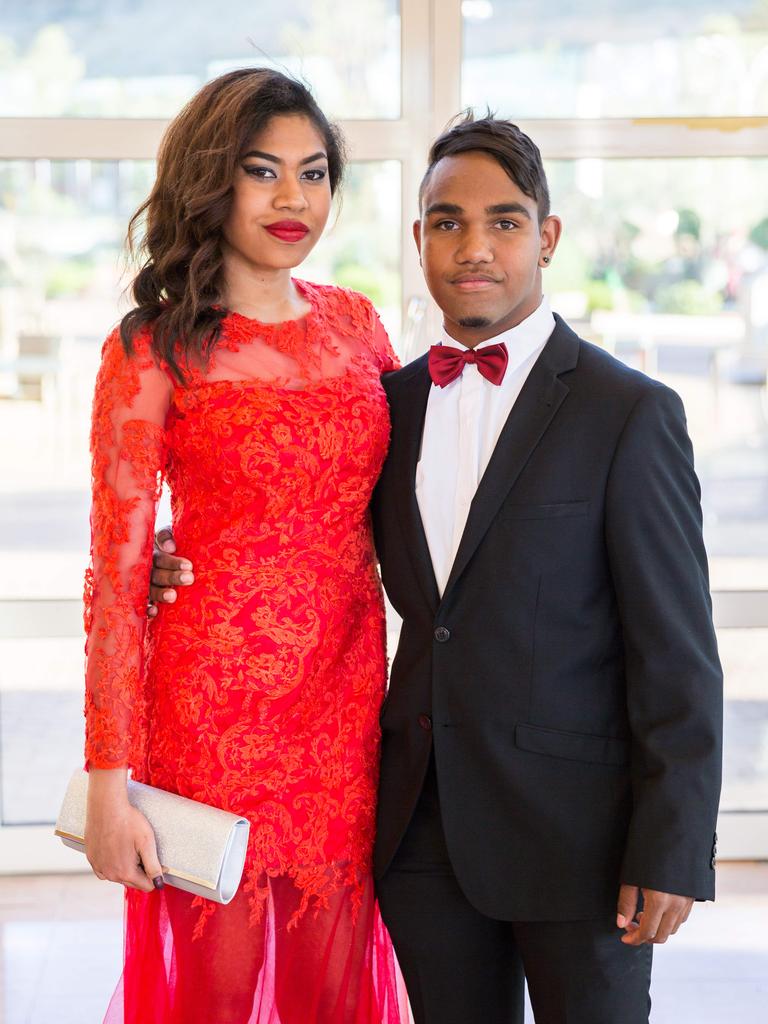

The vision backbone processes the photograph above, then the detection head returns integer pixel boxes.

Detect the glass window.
[462,1,768,117]
[301,160,402,337]
[1,0,401,119]
[0,158,402,604]
[719,628,768,813]
[0,639,84,825]
[543,157,768,590]
[0,159,156,610]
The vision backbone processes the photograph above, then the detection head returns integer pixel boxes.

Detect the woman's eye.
[243,166,277,179]
[302,169,327,182]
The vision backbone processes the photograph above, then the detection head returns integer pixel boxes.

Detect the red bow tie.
[428,341,509,388]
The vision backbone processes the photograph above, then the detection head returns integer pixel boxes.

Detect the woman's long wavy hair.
[120,68,346,383]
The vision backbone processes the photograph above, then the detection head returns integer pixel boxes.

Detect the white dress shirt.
[416,297,556,596]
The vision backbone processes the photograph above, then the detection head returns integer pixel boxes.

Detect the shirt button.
[434,626,451,643]
[418,714,433,731]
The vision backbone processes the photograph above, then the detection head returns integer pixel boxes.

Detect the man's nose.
[456,229,493,263]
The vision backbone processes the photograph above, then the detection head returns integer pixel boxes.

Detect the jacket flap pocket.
[515,722,629,767]
[502,501,590,521]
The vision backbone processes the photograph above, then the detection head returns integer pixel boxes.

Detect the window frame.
[1,0,767,869]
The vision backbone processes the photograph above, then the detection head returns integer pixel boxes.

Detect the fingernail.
[164,590,177,602]
[153,876,165,889]
[179,561,192,571]
[162,540,176,552]
[617,914,626,928]
[180,572,194,584]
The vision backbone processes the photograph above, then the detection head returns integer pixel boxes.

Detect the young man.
[151,115,723,1024]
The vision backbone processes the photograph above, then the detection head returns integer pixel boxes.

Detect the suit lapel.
[388,356,441,613]
[440,316,581,602]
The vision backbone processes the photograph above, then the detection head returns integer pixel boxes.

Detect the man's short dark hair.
[419,110,550,222]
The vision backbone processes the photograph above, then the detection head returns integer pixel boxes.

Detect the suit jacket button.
[434,626,451,643]
[418,714,433,731]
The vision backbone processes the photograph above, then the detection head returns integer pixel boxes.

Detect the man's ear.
[413,219,422,261]
[539,214,562,261]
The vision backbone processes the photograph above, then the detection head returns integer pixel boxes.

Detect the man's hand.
[617,884,694,945]
[148,527,194,617]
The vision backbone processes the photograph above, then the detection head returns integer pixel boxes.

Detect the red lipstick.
[265,220,310,243]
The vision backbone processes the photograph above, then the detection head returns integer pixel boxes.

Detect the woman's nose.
[274,177,308,211]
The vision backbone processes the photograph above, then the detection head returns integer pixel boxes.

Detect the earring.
[542,255,551,264]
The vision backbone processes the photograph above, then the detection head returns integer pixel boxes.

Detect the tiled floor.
[0,874,123,1024]
[1,865,767,1023]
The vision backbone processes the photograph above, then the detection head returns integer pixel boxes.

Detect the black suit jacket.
[371,315,723,921]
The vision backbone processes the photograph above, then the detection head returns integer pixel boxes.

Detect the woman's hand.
[85,768,164,892]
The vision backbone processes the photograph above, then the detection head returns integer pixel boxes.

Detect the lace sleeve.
[356,294,401,373]
[83,328,172,772]
[372,306,401,373]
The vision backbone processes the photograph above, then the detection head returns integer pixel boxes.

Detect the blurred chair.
[4,332,62,403]
[0,332,82,461]
[17,332,62,403]
[716,344,768,435]
[399,294,428,364]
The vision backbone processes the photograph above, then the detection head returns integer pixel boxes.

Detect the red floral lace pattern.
[84,283,406,1023]
[84,330,170,771]
[144,283,398,925]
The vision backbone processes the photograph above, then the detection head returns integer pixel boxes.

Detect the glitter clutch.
[55,769,250,905]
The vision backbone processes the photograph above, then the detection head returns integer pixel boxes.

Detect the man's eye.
[496,220,517,230]
[302,169,327,182]
[436,220,459,231]
[243,166,276,179]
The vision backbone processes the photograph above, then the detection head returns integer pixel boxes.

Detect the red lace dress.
[84,280,408,1024]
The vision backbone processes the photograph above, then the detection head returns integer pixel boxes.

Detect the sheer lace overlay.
[84,282,406,1023]
[84,331,171,771]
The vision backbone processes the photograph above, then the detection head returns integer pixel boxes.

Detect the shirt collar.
[438,296,555,376]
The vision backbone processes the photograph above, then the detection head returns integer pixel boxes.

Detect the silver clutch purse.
[55,769,250,905]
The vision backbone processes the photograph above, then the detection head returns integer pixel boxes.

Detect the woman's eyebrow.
[241,149,328,165]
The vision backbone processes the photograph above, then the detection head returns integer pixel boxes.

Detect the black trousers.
[376,754,653,1024]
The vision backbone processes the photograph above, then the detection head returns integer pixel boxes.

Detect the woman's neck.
[222,254,311,323]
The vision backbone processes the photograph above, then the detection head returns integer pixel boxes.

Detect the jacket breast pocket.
[501,501,590,521]
[515,722,629,767]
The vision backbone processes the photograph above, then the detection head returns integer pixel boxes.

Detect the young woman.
[83,67,407,1024]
